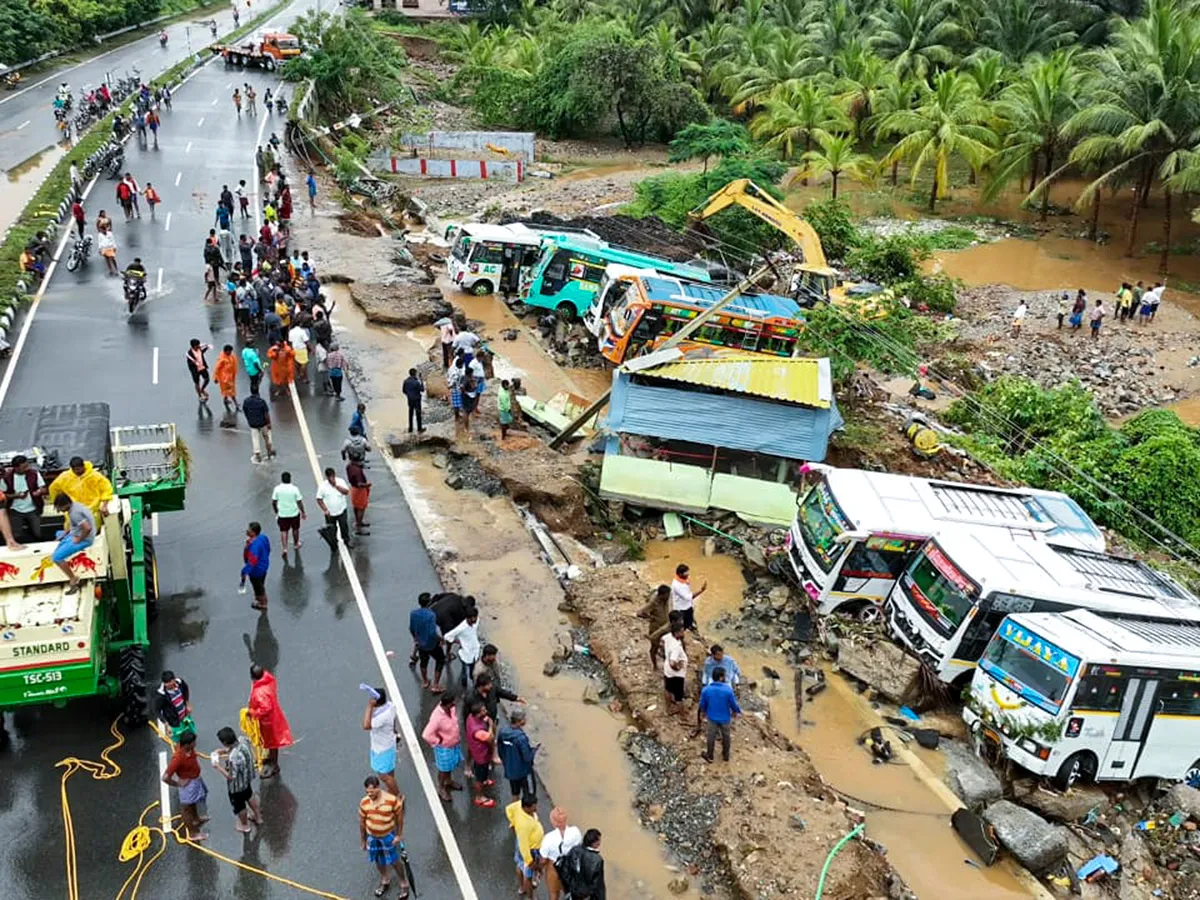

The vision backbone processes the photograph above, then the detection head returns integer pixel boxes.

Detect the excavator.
[687,178,883,311]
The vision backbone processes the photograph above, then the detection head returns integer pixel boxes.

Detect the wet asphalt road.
[0,22,519,900]
[0,4,250,173]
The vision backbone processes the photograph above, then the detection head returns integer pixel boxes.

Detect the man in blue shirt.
[408,594,445,692]
[699,666,741,763]
[701,644,741,687]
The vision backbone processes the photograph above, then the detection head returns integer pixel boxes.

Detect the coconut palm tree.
[833,43,889,141]
[977,0,1076,63]
[881,70,998,211]
[797,132,876,197]
[749,80,846,170]
[869,0,962,81]
[869,73,923,184]
[729,31,821,110]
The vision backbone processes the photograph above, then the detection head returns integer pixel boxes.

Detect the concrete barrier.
[395,130,535,162]
[370,155,524,182]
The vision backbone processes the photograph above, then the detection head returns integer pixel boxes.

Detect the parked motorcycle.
[65,235,92,273]
[123,274,146,314]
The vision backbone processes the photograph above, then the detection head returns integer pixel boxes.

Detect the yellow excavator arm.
[687,178,832,272]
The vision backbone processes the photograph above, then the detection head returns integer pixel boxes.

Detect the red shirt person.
[248,664,293,778]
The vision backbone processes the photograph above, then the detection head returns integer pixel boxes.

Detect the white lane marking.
[197,116,205,127]
[174,171,182,187]
[185,141,192,153]
[16,120,29,130]
[157,750,171,829]
[156,267,163,292]
[226,82,233,90]
[0,39,132,106]
[152,346,159,384]
[211,97,218,107]
[164,212,171,231]
[151,511,159,536]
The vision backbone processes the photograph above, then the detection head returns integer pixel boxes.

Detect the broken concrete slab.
[836,638,920,705]
[1012,780,1108,824]
[943,742,1003,807]
[1167,783,1200,821]
[350,282,450,328]
[1118,833,1157,900]
[983,799,1068,874]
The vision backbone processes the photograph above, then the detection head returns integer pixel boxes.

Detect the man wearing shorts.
[363,689,401,795]
[240,521,271,612]
[52,494,95,595]
[213,726,261,833]
[661,622,688,715]
[271,471,306,557]
[408,597,444,692]
[359,775,410,898]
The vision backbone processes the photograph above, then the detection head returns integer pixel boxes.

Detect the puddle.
[0,144,66,236]
[562,367,613,402]
[393,456,701,899]
[639,537,1038,899]
[556,161,647,183]
[1170,395,1200,426]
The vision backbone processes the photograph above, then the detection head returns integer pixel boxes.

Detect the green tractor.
[0,404,186,728]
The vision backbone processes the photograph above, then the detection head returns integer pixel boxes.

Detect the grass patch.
[918,225,980,250]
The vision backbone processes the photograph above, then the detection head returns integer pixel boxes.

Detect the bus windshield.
[903,546,977,638]
[979,623,1079,714]
[451,235,471,263]
[797,486,845,575]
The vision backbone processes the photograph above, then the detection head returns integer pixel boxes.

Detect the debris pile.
[348,282,450,327]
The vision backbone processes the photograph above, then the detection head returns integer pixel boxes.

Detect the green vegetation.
[945,378,1200,551]
[796,297,952,380]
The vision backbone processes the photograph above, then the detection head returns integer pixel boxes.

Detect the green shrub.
[846,233,931,284]
[896,272,961,313]
[803,199,861,261]
[796,297,927,381]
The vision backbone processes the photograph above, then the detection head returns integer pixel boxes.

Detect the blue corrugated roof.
[642,276,802,319]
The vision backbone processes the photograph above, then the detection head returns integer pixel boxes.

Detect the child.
[497,379,514,440]
[465,699,496,808]
[143,182,161,221]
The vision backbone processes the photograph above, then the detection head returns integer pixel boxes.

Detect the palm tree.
[869,0,962,81]
[807,0,878,59]
[869,73,923,184]
[797,132,876,197]
[833,43,889,141]
[990,51,1081,218]
[749,80,846,173]
[977,0,1075,63]
[881,70,998,211]
[729,31,820,109]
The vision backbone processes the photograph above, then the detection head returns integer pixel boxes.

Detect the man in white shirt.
[69,160,82,196]
[270,471,306,557]
[539,806,583,900]
[670,564,706,632]
[452,330,480,355]
[443,606,481,688]
[661,622,688,714]
[315,466,351,548]
[439,319,457,369]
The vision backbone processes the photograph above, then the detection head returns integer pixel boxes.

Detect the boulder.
[836,639,920,704]
[1167,783,1200,821]
[983,800,1068,874]
[1011,781,1107,823]
[943,742,1003,807]
[349,282,451,328]
[1118,833,1157,900]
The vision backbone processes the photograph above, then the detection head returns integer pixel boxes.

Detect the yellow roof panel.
[640,355,832,408]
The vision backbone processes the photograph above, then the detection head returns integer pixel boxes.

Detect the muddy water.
[0,144,66,236]
[563,367,614,403]
[640,538,1039,900]
[392,456,701,899]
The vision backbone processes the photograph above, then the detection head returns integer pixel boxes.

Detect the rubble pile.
[507,210,710,262]
[348,282,450,328]
[562,566,896,900]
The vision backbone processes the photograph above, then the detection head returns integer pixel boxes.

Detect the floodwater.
[0,145,66,236]
[394,457,702,899]
[640,538,1041,900]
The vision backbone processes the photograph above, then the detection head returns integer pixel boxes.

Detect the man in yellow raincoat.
[47,456,114,525]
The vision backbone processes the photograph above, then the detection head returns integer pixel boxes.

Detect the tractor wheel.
[119,645,148,726]
[144,537,159,621]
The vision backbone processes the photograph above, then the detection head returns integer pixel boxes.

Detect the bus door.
[500,243,522,295]
[1101,676,1161,778]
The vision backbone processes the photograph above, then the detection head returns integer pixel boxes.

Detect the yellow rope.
[172,829,349,899]
[57,718,125,900]
[147,718,211,760]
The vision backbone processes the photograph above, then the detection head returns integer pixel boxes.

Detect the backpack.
[554,844,584,895]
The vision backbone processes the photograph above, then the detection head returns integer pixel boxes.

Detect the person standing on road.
[242,387,275,463]
[214,344,238,416]
[409,598,444,693]
[670,563,706,633]
[161,731,209,842]
[124,173,142,219]
[465,698,497,808]
[246,84,256,116]
[4,454,46,544]
[423,693,463,802]
[267,339,294,400]
[237,179,250,219]
[220,184,235,218]
[242,345,264,395]
[363,688,402,796]
[247,665,292,778]
[288,320,310,384]
[324,343,347,400]
[307,170,318,210]
[239,233,254,273]
[359,775,410,899]
[232,88,242,118]
[134,108,148,146]
[116,178,134,221]
[563,829,606,900]
[97,229,119,275]
[147,108,160,149]
[96,208,112,236]
[240,521,271,612]
[143,182,161,221]
[316,466,352,548]
[402,368,424,434]
[699,665,741,763]
[505,791,544,899]
[444,606,481,688]
[69,159,82,196]
[539,807,583,900]
[498,707,538,801]
[218,222,235,268]
[212,725,261,833]
[71,199,86,238]
[271,471,306,558]
[186,339,212,402]
[155,670,194,744]
[346,458,371,535]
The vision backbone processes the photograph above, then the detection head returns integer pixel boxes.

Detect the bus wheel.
[854,602,882,625]
[1185,759,1200,789]
[1054,751,1097,791]
[556,302,576,322]
[471,280,493,296]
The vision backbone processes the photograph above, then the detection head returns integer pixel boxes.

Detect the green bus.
[519,236,713,319]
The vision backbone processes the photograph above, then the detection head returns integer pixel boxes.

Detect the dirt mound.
[501,210,710,262]
[564,567,894,900]
[337,210,384,237]
[350,282,451,328]
[476,442,592,538]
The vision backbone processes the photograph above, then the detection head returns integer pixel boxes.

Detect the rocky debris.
[349,282,449,328]
[835,637,921,705]
[942,742,1004,807]
[1010,780,1108,824]
[504,210,710,262]
[1119,832,1158,900]
[858,217,1011,243]
[442,451,505,496]
[476,443,593,538]
[983,799,1068,874]
[1168,783,1200,821]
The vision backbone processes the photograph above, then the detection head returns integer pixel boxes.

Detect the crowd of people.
[1015,280,1169,340]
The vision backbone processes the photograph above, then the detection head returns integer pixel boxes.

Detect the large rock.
[1118,833,1157,900]
[943,742,1003,807]
[983,800,1068,874]
[350,282,451,328]
[1167,783,1200,821]
[477,444,592,538]
[1011,780,1108,823]
[836,638,920,704]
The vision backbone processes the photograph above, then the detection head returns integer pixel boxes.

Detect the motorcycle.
[159,31,168,47]
[106,152,124,178]
[123,274,147,314]
[65,235,92,273]
[275,96,287,115]
[3,71,20,91]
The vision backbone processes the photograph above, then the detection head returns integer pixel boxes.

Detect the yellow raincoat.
[47,460,114,523]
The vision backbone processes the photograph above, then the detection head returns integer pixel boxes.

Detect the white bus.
[783,465,1106,621]
[886,529,1199,685]
[446,223,598,296]
[964,609,1200,789]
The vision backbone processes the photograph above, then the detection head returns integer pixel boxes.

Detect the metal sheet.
[637,356,831,407]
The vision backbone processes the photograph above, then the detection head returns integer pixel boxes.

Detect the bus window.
[1158,678,1200,716]
[451,235,472,262]
[541,250,571,294]
[1073,668,1128,712]
[471,243,505,265]
[797,487,845,574]
[841,541,910,580]
[903,550,976,638]
[980,631,1073,711]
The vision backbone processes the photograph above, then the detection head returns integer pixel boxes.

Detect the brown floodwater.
[640,538,1043,900]
[0,144,66,236]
